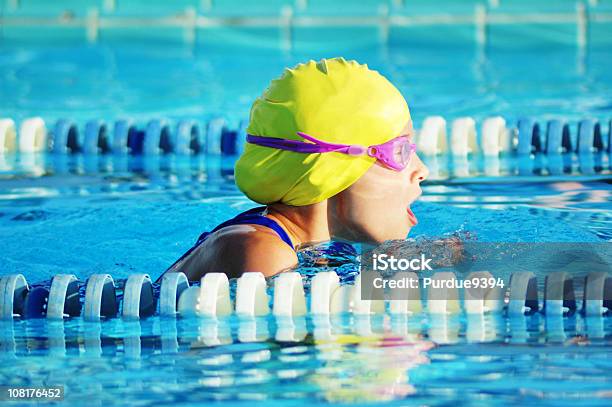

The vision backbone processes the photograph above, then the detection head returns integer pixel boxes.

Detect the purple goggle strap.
[246,132,367,156]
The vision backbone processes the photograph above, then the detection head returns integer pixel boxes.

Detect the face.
[328,120,429,244]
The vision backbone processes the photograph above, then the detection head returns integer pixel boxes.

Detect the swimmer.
[161,57,429,281]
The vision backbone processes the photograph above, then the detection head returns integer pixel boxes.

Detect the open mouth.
[406,206,418,226]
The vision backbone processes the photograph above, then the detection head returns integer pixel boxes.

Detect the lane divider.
[236,272,270,316]
[0,119,17,154]
[481,116,512,156]
[159,272,189,316]
[1,116,610,157]
[0,274,28,319]
[1,271,610,320]
[122,273,156,319]
[417,116,447,155]
[450,117,479,156]
[83,274,117,320]
[47,274,81,319]
[18,117,47,153]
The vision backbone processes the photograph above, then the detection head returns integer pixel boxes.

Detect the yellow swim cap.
[235,57,410,206]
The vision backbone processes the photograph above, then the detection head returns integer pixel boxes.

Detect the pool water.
[1,43,611,126]
[1,39,611,405]
[1,152,611,405]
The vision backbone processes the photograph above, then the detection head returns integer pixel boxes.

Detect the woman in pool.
[163,57,429,281]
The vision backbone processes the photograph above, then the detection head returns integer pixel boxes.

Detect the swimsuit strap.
[164,207,295,274]
[200,206,294,250]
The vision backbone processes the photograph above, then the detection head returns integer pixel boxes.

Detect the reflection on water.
[0,314,610,405]
[1,152,611,183]
[0,153,610,210]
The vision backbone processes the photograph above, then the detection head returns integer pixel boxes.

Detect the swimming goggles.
[246,132,417,171]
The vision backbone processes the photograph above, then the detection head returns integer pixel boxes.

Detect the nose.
[410,154,429,184]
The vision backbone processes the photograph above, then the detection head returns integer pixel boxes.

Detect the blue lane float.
[3,116,612,159]
[545,119,571,154]
[175,119,201,154]
[221,126,238,155]
[517,118,542,155]
[23,286,50,318]
[83,120,111,154]
[52,119,80,154]
[127,124,146,155]
[112,119,137,154]
[143,119,173,155]
[205,117,225,154]
[606,119,612,153]
[577,119,604,154]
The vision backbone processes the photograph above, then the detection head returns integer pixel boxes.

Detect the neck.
[265,202,331,248]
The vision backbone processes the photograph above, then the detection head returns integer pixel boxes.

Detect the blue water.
[1,39,612,405]
[1,43,611,126]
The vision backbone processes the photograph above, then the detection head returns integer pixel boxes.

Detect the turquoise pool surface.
[1,39,611,405]
[1,43,611,126]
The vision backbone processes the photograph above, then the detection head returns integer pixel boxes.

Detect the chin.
[378,225,411,242]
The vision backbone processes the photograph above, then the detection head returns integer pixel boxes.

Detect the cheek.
[336,166,413,241]
[363,190,410,237]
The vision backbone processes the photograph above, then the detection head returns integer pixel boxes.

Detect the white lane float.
[235,272,270,317]
[417,116,447,155]
[18,117,47,153]
[352,273,385,315]
[122,273,156,319]
[177,273,232,317]
[47,274,81,319]
[310,271,340,315]
[427,272,461,314]
[199,273,232,317]
[83,274,118,320]
[0,118,17,153]
[543,271,576,316]
[481,116,511,156]
[583,271,611,316]
[159,272,189,316]
[451,117,478,156]
[177,285,202,317]
[388,271,422,315]
[507,271,539,315]
[273,272,306,317]
[464,271,504,314]
[0,274,29,319]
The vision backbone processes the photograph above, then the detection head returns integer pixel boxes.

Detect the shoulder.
[207,223,298,278]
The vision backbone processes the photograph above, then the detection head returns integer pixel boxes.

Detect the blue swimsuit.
[165,206,294,273]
